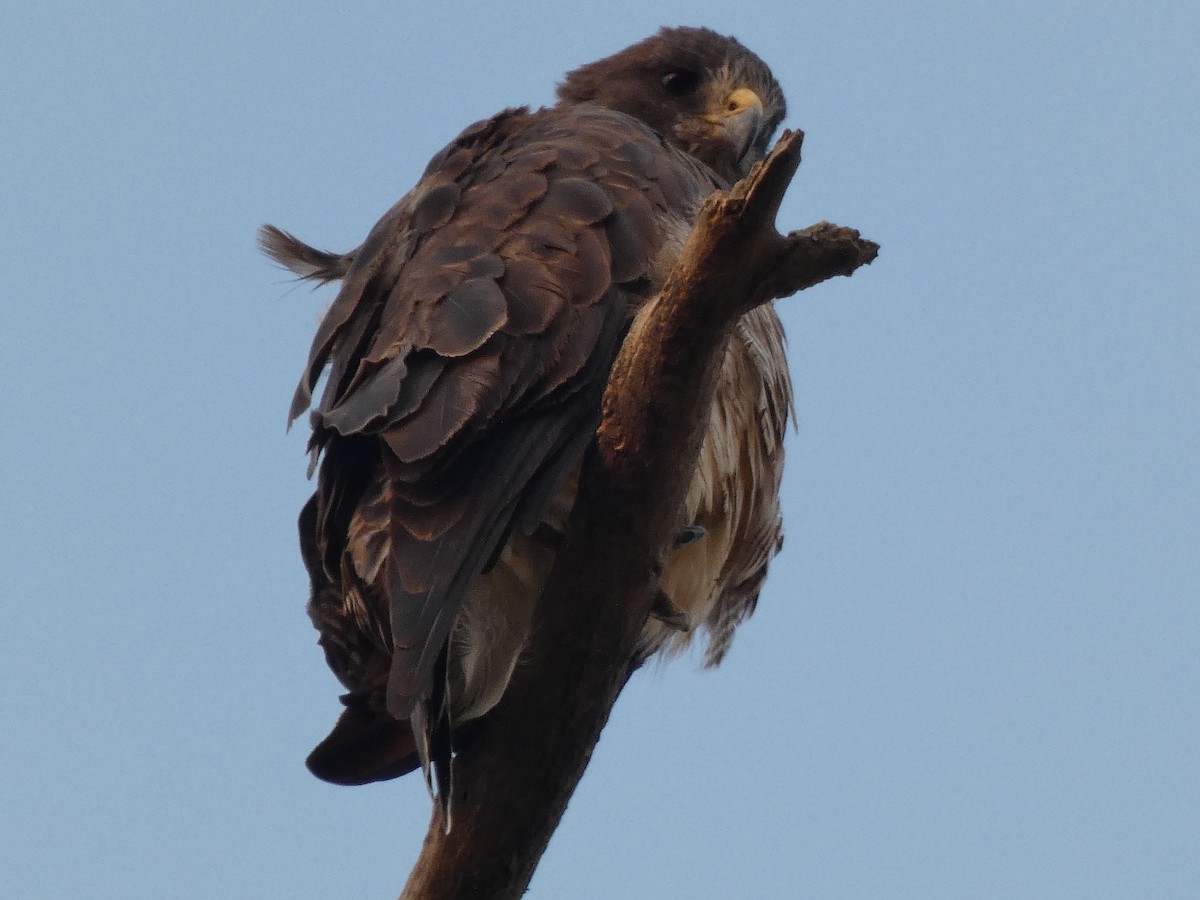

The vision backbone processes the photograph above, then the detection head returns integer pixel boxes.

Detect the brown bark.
[399,130,878,899]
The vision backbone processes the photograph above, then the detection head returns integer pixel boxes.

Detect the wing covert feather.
[293,104,715,717]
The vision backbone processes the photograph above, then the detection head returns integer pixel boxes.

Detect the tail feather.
[410,644,455,831]
[306,705,421,785]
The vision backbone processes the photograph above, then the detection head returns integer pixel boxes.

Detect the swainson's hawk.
[262,26,793,801]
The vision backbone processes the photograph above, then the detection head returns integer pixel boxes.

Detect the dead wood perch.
[400,129,879,900]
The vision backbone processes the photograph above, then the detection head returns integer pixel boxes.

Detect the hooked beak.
[713,88,765,175]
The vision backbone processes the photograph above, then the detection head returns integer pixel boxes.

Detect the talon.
[650,590,693,631]
[676,524,706,548]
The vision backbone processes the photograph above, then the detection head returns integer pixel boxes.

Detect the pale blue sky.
[2,2,1197,898]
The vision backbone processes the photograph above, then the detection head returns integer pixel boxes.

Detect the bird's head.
[556,27,786,183]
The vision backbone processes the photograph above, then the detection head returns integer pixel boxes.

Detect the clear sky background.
[2,1,1197,898]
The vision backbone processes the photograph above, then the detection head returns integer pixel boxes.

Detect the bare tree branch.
[400,130,878,899]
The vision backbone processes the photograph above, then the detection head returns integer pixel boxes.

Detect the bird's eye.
[660,68,701,96]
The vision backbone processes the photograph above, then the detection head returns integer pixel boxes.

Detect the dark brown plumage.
[262,26,792,805]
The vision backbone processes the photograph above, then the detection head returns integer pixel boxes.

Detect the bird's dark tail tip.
[306,705,421,786]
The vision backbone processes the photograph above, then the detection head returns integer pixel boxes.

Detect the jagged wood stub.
[399,130,878,900]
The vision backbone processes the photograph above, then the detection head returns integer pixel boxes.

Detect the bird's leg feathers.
[649,590,693,632]
[646,524,706,630]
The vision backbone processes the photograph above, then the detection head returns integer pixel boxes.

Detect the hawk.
[262,26,793,799]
